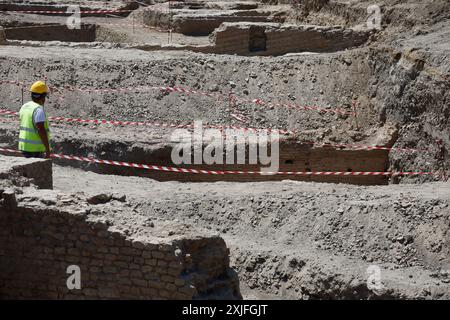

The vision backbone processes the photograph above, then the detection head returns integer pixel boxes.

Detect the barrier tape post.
[352,99,359,129]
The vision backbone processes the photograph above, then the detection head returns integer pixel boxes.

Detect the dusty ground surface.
[1,0,450,299]
[52,165,450,299]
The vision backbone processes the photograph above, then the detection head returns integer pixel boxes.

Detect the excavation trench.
[0,126,389,185]
[3,23,97,42]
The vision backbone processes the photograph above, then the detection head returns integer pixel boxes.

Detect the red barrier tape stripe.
[0,147,439,177]
[230,112,249,124]
[0,80,352,116]
[2,9,133,14]
[0,109,18,116]
[0,109,433,153]
[0,108,288,132]
[2,23,168,32]
[0,0,138,5]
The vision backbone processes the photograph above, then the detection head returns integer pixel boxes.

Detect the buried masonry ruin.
[1,0,450,300]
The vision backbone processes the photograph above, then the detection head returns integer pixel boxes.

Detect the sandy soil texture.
[1,0,449,299]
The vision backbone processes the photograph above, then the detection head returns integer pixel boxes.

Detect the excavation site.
[0,0,450,301]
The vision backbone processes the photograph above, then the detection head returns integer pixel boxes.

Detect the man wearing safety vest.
[18,81,52,159]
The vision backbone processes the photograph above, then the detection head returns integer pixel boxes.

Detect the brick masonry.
[131,140,389,185]
[0,178,241,300]
[210,22,370,56]
[0,132,389,185]
[132,22,370,57]
[52,140,389,185]
[0,155,52,189]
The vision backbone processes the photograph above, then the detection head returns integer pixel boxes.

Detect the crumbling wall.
[0,135,389,185]
[50,139,389,185]
[173,14,280,36]
[0,155,52,189]
[211,22,370,56]
[134,3,284,36]
[0,186,241,299]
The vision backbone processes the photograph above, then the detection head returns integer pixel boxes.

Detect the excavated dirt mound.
[52,165,450,299]
[1,0,449,299]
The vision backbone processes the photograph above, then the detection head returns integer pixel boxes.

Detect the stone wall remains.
[0,161,241,299]
[211,22,370,56]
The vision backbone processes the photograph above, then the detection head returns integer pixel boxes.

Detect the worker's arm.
[35,122,51,159]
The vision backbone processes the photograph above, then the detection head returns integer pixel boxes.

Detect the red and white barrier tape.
[0,80,353,116]
[0,109,18,116]
[0,107,288,132]
[0,147,439,177]
[1,9,133,14]
[0,108,436,153]
[0,0,138,5]
[230,112,249,124]
[3,22,168,32]
[0,108,193,129]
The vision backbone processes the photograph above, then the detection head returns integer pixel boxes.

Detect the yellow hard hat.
[30,81,49,94]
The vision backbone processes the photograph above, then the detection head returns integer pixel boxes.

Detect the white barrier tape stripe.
[5,23,158,34]
[2,5,285,18]
[0,108,288,133]
[230,113,249,124]
[0,0,138,6]
[0,110,433,154]
[0,80,351,116]
[0,109,438,152]
[2,22,168,33]
[2,9,134,14]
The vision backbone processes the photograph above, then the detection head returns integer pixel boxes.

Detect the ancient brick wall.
[0,134,389,185]
[211,22,370,56]
[136,2,282,36]
[0,155,52,189]
[0,188,241,299]
[50,140,389,185]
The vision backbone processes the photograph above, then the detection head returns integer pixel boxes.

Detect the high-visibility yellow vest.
[18,101,51,152]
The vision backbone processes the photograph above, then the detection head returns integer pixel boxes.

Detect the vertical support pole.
[21,85,24,106]
[352,99,359,130]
